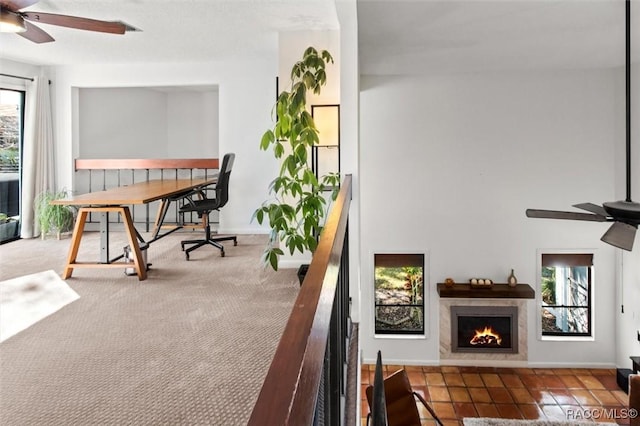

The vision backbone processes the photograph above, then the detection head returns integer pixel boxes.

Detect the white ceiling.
[358,0,640,74]
[1,0,639,73]
[0,0,340,66]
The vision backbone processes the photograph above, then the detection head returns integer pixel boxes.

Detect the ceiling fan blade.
[601,222,637,251]
[22,11,127,34]
[19,20,54,43]
[526,209,607,222]
[573,202,610,217]
[0,0,38,12]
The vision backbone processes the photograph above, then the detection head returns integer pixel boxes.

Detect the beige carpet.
[0,269,80,342]
[0,231,299,425]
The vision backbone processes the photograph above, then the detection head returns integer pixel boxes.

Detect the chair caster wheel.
[181,244,185,251]
[233,240,237,246]
[221,251,225,257]
[185,253,190,260]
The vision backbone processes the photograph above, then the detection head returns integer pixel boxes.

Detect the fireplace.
[451,306,518,354]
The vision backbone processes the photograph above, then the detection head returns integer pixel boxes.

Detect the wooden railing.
[73,158,219,231]
[249,174,353,425]
[75,158,219,171]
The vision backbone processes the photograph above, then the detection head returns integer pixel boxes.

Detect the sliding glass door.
[0,89,24,244]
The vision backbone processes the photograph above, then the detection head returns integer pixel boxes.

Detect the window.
[374,253,425,335]
[540,253,593,337]
[0,89,24,244]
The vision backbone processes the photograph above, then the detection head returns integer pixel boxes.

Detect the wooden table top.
[51,177,217,206]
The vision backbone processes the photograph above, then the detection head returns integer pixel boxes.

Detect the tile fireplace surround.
[440,298,529,365]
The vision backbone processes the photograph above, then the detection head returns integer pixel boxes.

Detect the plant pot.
[0,220,18,241]
[297,264,310,286]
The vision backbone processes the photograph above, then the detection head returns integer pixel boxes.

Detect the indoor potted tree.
[35,189,76,240]
[253,46,340,272]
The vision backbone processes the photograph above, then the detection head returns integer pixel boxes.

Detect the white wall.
[78,88,218,159]
[48,57,278,235]
[337,0,362,323]
[615,66,640,368]
[0,59,41,91]
[78,88,168,158]
[618,249,640,368]
[167,90,219,158]
[359,69,619,367]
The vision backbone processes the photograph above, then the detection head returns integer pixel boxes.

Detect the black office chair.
[179,153,237,260]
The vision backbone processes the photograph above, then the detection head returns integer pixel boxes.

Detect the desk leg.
[120,207,147,281]
[151,198,170,239]
[62,208,89,279]
[99,211,110,263]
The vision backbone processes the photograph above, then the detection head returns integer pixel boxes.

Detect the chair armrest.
[413,391,443,426]
[181,189,208,209]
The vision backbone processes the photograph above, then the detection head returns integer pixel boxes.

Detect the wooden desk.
[53,178,216,281]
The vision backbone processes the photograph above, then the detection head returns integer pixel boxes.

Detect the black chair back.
[214,153,235,209]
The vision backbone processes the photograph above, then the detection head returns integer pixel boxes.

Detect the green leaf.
[300,110,315,129]
[269,250,279,270]
[303,216,316,236]
[291,181,302,198]
[274,141,284,158]
[307,235,318,252]
[293,83,306,108]
[291,61,305,79]
[268,204,283,223]
[301,128,319,146]
[303,169,318,186]
[271,177,282,194]
[303,71,315,89]
[294,143,307,163]
[284,203,297,216]
[252,208,264,224]
[280,114,291,135]
[316,69,327,86]
[260,130,274,150]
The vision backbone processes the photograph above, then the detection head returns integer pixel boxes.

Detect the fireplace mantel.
[437,283,535,299]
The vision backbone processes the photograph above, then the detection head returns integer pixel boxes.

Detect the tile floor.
[361,365,632,425]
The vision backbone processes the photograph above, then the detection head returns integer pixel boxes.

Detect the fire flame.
[470,326,502,346]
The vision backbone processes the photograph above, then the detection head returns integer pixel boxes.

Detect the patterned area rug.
[0,269,80,342]
[464,417,613,426]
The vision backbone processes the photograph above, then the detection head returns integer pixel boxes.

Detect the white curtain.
[21,74,55,238]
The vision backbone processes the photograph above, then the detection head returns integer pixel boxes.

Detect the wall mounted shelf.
[437,283,535,299]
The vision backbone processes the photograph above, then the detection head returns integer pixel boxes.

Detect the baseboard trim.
[359,358,617,369]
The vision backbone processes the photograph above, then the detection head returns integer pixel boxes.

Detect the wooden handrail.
[248,174,352,425]
[74,158,219,171]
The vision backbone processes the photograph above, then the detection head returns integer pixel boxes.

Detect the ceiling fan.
[0,0,134,44]
[526,0,639,252]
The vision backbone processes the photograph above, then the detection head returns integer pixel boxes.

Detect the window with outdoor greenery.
[0,89,22,244]
[0,89,20,172]
[541,253,593,337]
[374,253,425,335]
